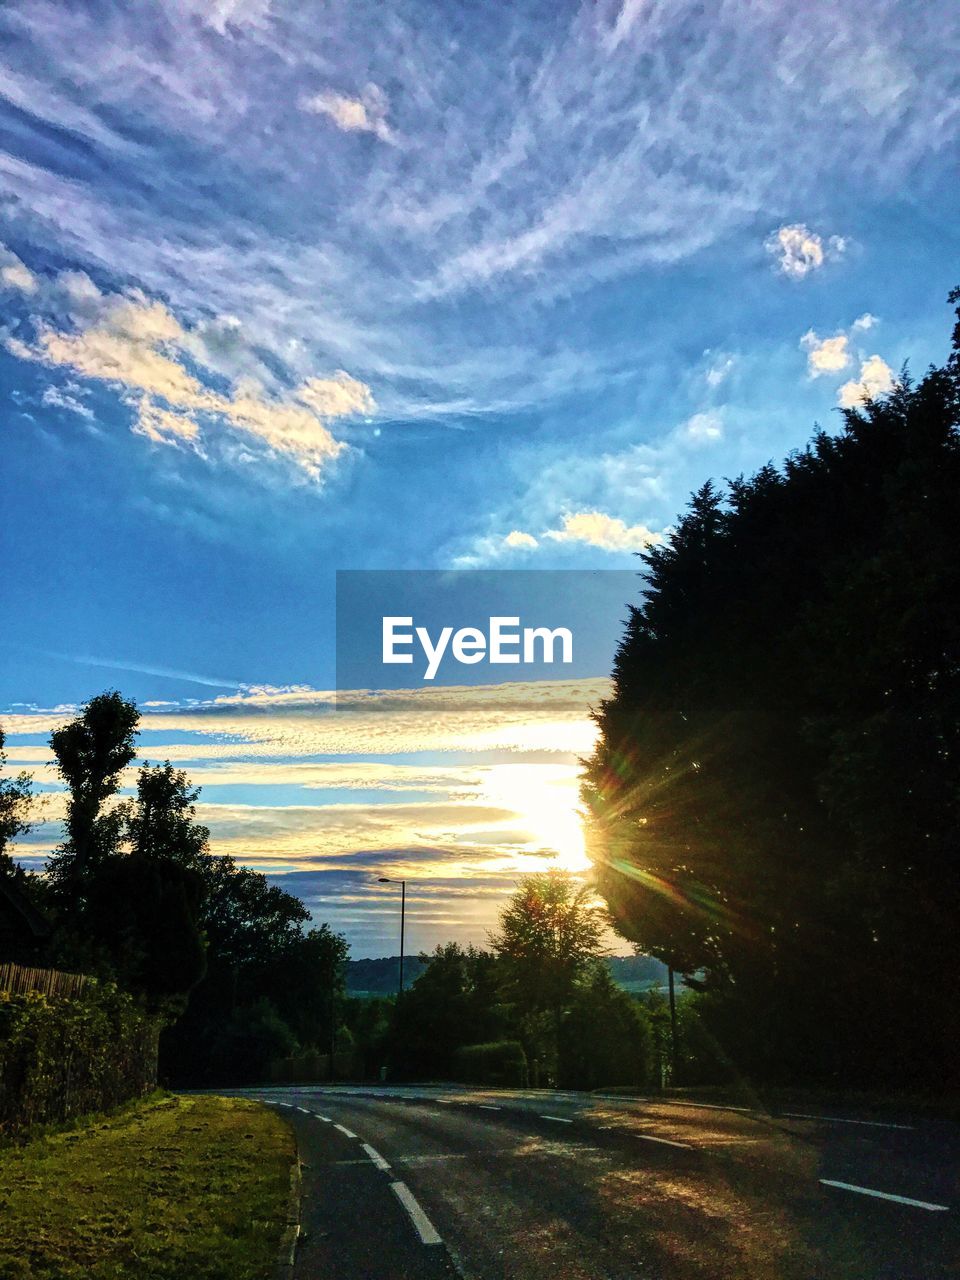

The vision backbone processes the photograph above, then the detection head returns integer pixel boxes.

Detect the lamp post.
[378,877,406,996]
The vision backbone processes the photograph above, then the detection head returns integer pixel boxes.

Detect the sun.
[480,762,591,874]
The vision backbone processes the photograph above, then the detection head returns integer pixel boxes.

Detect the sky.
[1,0,958,956]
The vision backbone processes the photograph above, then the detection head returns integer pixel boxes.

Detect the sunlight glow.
[479,762,591,873]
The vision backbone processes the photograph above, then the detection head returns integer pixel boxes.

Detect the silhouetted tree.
[558,962,653,1090]
[390,943,505,1079]
[47,692,138,897]
[0,726,33,872]
[584,292,960,1088]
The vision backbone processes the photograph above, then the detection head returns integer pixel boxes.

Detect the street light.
[378,877,406,995]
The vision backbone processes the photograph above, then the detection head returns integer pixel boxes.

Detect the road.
[225,1084,958,1280]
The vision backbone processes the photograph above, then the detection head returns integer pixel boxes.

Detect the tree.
[490,870,604,1014]
[0,726,33,872]
[390,943,505,1079]
[558,962,653,1090]
[490,870,604,1081]
[583,292,960,1087]
[48,691,139,896]
[128,762,209,868]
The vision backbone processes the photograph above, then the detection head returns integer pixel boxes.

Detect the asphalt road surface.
[223,1084,958,1280]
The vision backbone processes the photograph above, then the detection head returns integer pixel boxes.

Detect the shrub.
[0,981,160,1141]
[454,1039,528,1087]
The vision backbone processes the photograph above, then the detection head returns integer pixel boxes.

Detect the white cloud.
[603,0,648,53]
[852,312,878,331]
[838,354,894,407]
[704,353,735,387]
[678,411,724,445]
[301,86,395,144]
[0,244,37,293]
[801,330,852,375]
[133,396,202,448]
[6,280,373,480]
[40,385,95,420]
[766,223,846,279]
[504,530,539,550]
[544,510,662,552]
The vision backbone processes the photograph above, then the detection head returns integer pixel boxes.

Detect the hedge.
[0,981,160,1141]
[454,1040,528,1087]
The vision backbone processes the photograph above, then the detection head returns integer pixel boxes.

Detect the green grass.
[0,1094,295,1280]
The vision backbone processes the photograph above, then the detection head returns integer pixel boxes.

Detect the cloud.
[678,411,724,445]
[801,330,852,375]
[301,86,395,144]
[0,244,37,293]
[766,224,846,279]
[838,354,894,407]
[852,312,878,331]
[544,510,662,553]
[5,280,373,480]
[504,530,539,550]
[133,397,202,448]
[40,385,95,421]
[603,0,648,53]
[704,354,735,388]
[2,681,601,949]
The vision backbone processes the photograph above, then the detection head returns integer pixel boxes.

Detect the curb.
[276,1135,302,1278]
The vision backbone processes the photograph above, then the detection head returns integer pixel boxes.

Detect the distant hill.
[343,953,671,998]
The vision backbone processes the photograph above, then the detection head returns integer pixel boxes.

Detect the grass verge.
[0,1093,294,1280]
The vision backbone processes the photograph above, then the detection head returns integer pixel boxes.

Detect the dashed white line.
[477,1105,501,1111]
[783,1113,914,1131]
[314,1114,332,1122]
[635,1133,692,1150]
[541,1115,573,1124]
[296,1106,311,1114]
[362,1143,391,1171]
[820,1180,949,1211]
[334,1123,358,1139]
[390,1180,443,1245]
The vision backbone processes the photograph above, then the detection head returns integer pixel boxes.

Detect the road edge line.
[390,1180,443,1245]
[276,1133,302,1277]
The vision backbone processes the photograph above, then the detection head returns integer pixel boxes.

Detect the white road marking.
[436,1099,456,1104]
[541,1115,573,1124]
[820,1180,949,1211]
[334,1123,358,1139]
[635,1133,692,1150]
[296,1106,311,1114]
[390,1180,443,1245]
[314,1114,332,1122]
[477,1105,501,1111]
[782,1113,914,1130]
[362,1143,391,1171]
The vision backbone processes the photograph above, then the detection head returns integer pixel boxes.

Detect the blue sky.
[1,0,958,955]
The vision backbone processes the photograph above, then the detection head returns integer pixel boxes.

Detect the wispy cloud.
[0,1,954,423]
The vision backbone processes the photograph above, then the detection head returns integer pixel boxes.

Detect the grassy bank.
[0,1093,294,1280]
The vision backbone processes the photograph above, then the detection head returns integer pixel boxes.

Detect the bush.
[558,964,654,1090]
[0,982,160,1141]
[454,1040,528,1087]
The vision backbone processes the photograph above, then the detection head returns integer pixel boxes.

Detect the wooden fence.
[0,961,91,1000]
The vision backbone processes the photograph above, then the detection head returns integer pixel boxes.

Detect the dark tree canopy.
[48,690,139,890]
[0,726,33,872]
[583,295,960,1087]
